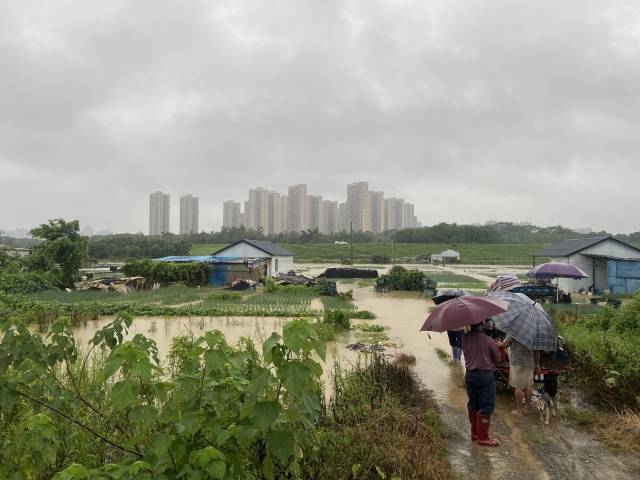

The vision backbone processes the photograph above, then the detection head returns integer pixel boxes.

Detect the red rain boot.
[476,414,500,447]
[468,409,479,441]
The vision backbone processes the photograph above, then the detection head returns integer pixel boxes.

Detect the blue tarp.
[607,260,640,294]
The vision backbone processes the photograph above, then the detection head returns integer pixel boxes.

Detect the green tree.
[30,219,87,287]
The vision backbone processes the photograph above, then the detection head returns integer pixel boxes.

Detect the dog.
[532,389,556,425]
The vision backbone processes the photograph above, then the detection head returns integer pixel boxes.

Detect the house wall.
[579,241,640,259]
[552,254,593,293]
[273,256,294,275]
[214,242,294,277]
[215,243,268,258]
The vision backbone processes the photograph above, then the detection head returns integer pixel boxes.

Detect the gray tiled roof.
[213,239,294,257]
[533,236,613,257]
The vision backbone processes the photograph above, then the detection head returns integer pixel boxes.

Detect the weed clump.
[314,356,453,480]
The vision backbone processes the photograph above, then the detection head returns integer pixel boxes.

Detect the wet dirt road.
[349,285,640,480]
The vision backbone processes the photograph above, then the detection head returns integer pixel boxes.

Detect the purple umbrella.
[420,295,509,332]
[527,262,588,302]
[527,262,588,279]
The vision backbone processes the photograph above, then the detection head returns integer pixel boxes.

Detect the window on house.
[275,258,279,272]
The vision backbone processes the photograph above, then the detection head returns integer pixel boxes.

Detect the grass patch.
[563,407,595,427]
[315,356,453,479]
[593,409,640,456]
[434,347,450,362]
[321,295,355,310]
[352,323,387,333]
[190,243,544,265]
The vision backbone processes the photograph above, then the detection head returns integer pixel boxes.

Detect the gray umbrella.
[487,291,557,352]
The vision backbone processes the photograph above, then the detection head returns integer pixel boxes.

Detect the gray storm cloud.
[1,0,639,233]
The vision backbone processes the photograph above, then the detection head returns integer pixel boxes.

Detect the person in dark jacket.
[462,322,501,446]
[447,329,464,361]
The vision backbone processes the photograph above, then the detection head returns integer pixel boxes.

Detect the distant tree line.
[5,222,638,262]
[180,222,640,246]
[88,233,191,260]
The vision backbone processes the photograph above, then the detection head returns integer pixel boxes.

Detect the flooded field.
[49,276,639,479]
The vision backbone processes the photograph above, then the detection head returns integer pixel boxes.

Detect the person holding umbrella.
[488,291,558,416]
[496,336,535,415]
[421,295,507,446]
[432,290,470,362]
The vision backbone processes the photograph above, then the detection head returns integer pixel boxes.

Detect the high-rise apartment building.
[321,200,338,234]
[384,197,404,231]
[347,182,369,232]
[223,200,242,228]
[307,195,323,232]
[287,184,308,232]
[278,195,288,234]
[247,188,270,233]
[337,202,348,232]
[179,194,199,234]
[149,191,170,235]
[267,191,285,235]
[368,191,385,234]
[402,203,418,229]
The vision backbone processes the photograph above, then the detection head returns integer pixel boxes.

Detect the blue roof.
[153,255,266,265]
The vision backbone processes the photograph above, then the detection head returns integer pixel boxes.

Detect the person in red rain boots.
[461,322,501,446]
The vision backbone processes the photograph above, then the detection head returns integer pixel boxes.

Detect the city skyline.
[223,182,419,234]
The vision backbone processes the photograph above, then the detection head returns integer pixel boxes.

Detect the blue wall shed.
[607,260,640,294]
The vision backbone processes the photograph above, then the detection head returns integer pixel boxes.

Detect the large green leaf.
[283,320,313,354]
[246,367,272,398]
[249,401,280,432]
[130,404,158,430]
[262,332,281,363]
[266,429,295,464]
[110,379,139,411]
[277,360,309,396]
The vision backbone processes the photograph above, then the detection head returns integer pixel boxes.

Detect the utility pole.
[350,222,354,266]
[391,239,395,266]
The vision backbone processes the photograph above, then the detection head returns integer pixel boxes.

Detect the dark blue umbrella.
[432,289,471,305]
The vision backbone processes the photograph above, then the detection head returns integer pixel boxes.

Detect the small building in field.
[212,239,294,276]
[532,236,640,294]
[431,249,460,264]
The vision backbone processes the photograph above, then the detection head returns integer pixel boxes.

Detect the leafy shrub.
[324,309,351,330]
[122,260,213,287]
[0,311,327,478]
[552,293,640,407]
[0,272,56,295]
[378,266,425,291]
[370,255,391,264]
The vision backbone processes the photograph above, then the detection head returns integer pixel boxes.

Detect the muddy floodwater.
[61,283,639,480]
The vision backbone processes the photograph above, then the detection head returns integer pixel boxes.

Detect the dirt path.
[348,285,640,480]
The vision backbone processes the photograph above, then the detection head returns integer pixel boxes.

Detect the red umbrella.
[420,295,509,332]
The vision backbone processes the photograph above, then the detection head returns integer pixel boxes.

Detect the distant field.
[190,242,544,265]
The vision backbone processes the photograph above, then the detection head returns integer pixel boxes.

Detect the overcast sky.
[2,0,640,235]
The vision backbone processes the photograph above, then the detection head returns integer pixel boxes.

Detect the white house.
[212,239,294,276]
[533,237,640,294]
[431,249,461,264]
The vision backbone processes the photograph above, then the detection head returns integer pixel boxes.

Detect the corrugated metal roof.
[212,239,294,257]
[533,236,640,257]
